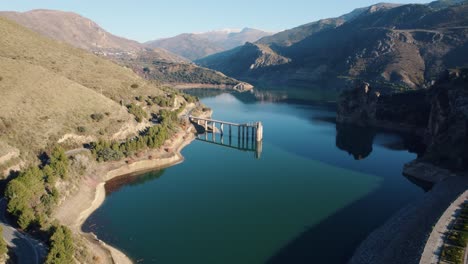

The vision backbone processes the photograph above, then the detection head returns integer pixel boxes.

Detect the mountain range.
[145,28,273,61]
[0,9,242,86]
[197,0,468,91]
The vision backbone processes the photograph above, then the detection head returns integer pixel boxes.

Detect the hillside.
[197,1,468,90]
[146,28,273,60]
[0,9,239,86]
[0,16,170,165]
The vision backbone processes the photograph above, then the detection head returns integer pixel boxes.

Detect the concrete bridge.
[189,115,263,159]
[188,116,263,142]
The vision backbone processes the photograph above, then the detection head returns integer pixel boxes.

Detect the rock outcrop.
[422,69,468,171]
[337,81,430,133]
[337,69,468,181]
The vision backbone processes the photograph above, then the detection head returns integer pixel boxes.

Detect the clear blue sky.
[0,0,429,42]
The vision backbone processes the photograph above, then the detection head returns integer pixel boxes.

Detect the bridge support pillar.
[204,120,208,133]
[256,122,263,142]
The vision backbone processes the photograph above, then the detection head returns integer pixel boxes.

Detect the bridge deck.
[189,115,255,127]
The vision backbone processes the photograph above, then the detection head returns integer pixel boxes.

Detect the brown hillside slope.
[0,16,165,162]
[0,9,143,53]
[0,10,244,86]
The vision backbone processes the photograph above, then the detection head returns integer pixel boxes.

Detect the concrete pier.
[189,116,263,142]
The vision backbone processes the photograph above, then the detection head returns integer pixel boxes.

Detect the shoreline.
[419,189,468,264]
[54,127,197,264]
[349,175,468,264]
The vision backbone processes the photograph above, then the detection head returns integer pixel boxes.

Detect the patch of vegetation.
[91,104,186,162]
[45,225,74,264]
[0,226,7,257]
[90,113,104,122]
[440,202,468,264]
[146,95,174,107]
[76,126,87,133]
[440,245,464,264]
[126,103,148,123]
[4,146,67,230]
[182,94,198,104]
[130,83,139,89]
[447,231,468,247]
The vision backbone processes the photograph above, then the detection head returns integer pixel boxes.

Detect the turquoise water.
[84,91,425,264]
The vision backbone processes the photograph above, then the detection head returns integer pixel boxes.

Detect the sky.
[0,0,430,42]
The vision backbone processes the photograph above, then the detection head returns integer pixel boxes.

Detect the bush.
[147,95,174,108]
[5,167,46,230]
[130,83,139,89]
[127,103,148,123]
[48,146,69,180]
[441,245,464,264]
[76,126,86,133]
[46,225,74,264]
[90,113,104,122]
[183,94,198,104]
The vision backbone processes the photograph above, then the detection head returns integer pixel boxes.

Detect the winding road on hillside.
[0,198,47,264]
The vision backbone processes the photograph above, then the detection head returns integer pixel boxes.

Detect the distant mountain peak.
[146,27,273,60]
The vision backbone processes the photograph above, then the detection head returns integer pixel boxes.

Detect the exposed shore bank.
[171,82,254,92]
[54,124,198,264]
[349,175,468,264]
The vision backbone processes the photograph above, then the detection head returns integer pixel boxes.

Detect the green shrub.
[48,146,69,180]
[46,225,74,264]
[5,166,46,230]
[90,113,104,122]
[127,103,148,123]
[440,245,464,264]
[76,126,86,133]
[447,231,468,247]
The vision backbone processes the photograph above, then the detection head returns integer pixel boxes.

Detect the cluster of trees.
[146,95,175,107]
[91,106,184,162]
[127,103,148,123]
[4,146,75,262]
[148,61,238,85]
[45,225,74,264]
[5,146,67,230]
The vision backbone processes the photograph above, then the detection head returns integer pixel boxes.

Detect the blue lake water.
[83,90,426,264]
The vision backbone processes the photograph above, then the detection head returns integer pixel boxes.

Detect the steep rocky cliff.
[336,82,430,133]
[337,68,468,177]
[198,1,468,89]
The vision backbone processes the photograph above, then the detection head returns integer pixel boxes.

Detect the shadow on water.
[195,133,263,160]
[265,185,391,264]
[104,169,165,195]
[336,124,376,160]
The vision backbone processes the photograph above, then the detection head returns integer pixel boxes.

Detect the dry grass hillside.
[0,9,142,53]
[0,16,168,165]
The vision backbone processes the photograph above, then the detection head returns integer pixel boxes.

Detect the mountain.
[145,33,225,61]
[197,1,468,91]
[0,15,173,162]
[0,9,240,86]
[145,28,273,60]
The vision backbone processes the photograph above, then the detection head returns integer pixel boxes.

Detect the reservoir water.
[83,89,427,264]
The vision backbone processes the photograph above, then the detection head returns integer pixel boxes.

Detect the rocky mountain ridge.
[197,1,468,90]
[0,9,243,86]
[146,27,273,60]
